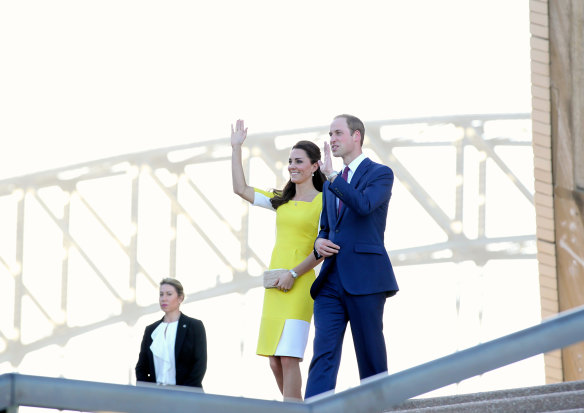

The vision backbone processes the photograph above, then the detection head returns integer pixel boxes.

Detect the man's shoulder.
[362,158,393,175]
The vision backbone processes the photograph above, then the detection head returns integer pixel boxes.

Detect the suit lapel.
[324,182,337,226]
[336,158,371,221]
[148,319,164,372]
[175,313,187,360]
[349,157,370,189]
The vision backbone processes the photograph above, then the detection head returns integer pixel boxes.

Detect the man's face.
[329,117,359,159]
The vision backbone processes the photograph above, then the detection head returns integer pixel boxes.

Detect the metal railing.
[2,304,584,413]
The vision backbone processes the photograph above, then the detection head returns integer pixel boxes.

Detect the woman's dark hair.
[270,140,326,209]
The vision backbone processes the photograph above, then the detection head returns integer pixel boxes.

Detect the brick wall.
[529,0,562,384]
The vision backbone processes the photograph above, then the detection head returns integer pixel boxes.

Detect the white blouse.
[150,321,178,385]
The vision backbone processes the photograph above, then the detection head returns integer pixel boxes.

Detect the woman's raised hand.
[231,119,255,202]
[231,119,248,147]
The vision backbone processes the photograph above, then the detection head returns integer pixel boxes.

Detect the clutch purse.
[263,269,286,289]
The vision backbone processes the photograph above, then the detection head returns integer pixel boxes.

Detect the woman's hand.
[231,119,248,147]
[273,270,295,293]
[319,141,333,177]
[231,119,255,202]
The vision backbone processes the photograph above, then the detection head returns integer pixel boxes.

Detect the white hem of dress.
[274,319,310,360]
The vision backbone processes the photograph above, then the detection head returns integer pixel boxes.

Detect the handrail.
[2,304,584,413]
[0,374,307,413]
[306,304,584,412]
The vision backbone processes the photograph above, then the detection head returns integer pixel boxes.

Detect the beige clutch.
[263,269,287,289]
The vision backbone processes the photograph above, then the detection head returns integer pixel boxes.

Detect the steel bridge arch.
[0,113,534,368]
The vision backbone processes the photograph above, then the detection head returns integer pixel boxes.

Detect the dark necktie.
[337,166,350,215]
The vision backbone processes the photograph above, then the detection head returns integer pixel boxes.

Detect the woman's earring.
[312,173,315,177]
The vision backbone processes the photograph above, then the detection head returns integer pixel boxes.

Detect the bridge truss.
[0,113,534,371]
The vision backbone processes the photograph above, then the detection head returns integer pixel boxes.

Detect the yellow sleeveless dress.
[253,188,322,356]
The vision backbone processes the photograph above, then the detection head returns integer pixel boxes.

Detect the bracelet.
[327,172,338,180]
[290,269,298,279]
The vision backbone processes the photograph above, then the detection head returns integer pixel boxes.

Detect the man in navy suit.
[305,114,398,399]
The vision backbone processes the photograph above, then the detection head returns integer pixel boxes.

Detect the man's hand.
[318,141,334,177]
[315,238,340,257]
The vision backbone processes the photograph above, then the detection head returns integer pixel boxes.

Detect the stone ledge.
[386,381,584,412]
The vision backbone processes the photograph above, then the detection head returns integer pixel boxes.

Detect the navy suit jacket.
[135,312,207,388]
[311,157,399,298]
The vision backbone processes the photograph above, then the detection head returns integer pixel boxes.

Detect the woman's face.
[288,148,318,184]
[159,283,183,314]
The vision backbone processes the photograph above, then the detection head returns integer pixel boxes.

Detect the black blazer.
[135,312,207,388]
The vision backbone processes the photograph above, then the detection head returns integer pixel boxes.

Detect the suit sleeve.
[184,319,207,388]
[317,182,330,240]
[135,327,153,382]
[330,165,393,216]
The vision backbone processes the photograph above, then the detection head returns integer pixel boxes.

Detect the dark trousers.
[305,264,387,399]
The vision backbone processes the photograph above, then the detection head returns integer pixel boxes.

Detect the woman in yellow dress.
[231,119,324,401]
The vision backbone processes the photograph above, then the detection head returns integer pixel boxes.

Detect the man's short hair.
[335,114,365,146]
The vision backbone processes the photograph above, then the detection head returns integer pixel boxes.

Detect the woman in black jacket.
[135,278,207,388]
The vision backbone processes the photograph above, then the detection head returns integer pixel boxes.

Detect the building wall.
[532,0,584,383]
[530,0,560,384]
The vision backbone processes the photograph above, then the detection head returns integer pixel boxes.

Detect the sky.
[0,0,531,180]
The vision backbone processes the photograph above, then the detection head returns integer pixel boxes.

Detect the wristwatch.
[313,247,322,260]
[290,269,298,279]
[327,171,338,181]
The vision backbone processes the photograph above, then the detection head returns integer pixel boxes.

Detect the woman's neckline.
[292,191,321,204]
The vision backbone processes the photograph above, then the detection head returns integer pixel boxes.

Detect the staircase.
[386,381,584,412]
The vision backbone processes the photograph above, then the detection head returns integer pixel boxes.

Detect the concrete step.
[395,391,584,412]
[386,380,584,412]
[541,410,584,413]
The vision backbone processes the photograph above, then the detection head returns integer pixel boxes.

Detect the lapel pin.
[183,324,187,328]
